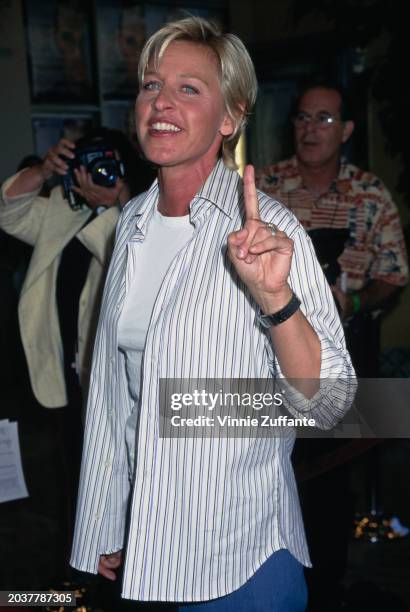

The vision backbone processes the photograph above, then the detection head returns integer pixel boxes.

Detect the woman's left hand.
[71,165,128,209]
[227,164,294,313]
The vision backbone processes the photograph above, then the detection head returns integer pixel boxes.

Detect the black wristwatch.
[256,291,301,328]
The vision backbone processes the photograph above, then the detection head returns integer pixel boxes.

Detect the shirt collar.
[193,158,240,220]
[126,158,240,231]
[287,155,350,195]
[123,178,159,232]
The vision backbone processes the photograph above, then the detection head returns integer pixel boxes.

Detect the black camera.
[61,142,125,210]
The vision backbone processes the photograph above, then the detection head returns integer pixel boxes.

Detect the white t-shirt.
[117,205,194,471]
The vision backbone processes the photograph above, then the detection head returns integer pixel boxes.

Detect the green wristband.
[351,292,361,314]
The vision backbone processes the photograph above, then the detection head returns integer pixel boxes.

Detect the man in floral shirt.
[256,79,408,376]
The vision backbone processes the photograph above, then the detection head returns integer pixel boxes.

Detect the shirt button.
[94,513,100,521]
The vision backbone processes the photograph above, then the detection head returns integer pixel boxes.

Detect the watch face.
[259,313,276,328]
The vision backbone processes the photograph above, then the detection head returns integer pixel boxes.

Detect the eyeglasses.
[292,111,342,129]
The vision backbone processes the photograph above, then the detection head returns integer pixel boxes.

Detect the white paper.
[0,420,29,503]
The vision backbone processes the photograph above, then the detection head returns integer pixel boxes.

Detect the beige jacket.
[0,174,119,408]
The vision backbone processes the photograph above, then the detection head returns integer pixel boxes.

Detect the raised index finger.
[243,164,260,222]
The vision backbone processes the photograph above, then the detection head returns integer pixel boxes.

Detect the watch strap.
[256,291,301,328]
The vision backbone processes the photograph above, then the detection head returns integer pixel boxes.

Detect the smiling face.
[294,87,353,170]
[135,40,234,176]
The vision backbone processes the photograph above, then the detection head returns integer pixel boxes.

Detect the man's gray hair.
[138,16,258,170]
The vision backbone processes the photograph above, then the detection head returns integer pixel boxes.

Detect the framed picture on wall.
[96,0,226,101]
[24,0,96,104]
[96,0,145,101]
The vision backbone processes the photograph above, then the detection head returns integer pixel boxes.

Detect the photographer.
[0,127,154,581]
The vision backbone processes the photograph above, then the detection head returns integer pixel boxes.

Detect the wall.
[0,0,33,182]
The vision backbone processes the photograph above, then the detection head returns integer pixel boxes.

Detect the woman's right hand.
[6,138,76,199]
[41,138,76,181]
[98,550,123,581]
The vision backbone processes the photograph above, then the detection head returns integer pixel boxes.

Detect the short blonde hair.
[138,16,257,170]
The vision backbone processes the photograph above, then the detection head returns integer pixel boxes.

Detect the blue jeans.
[177,549,307,612]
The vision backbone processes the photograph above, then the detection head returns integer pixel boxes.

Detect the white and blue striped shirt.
[70,160,355,602]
